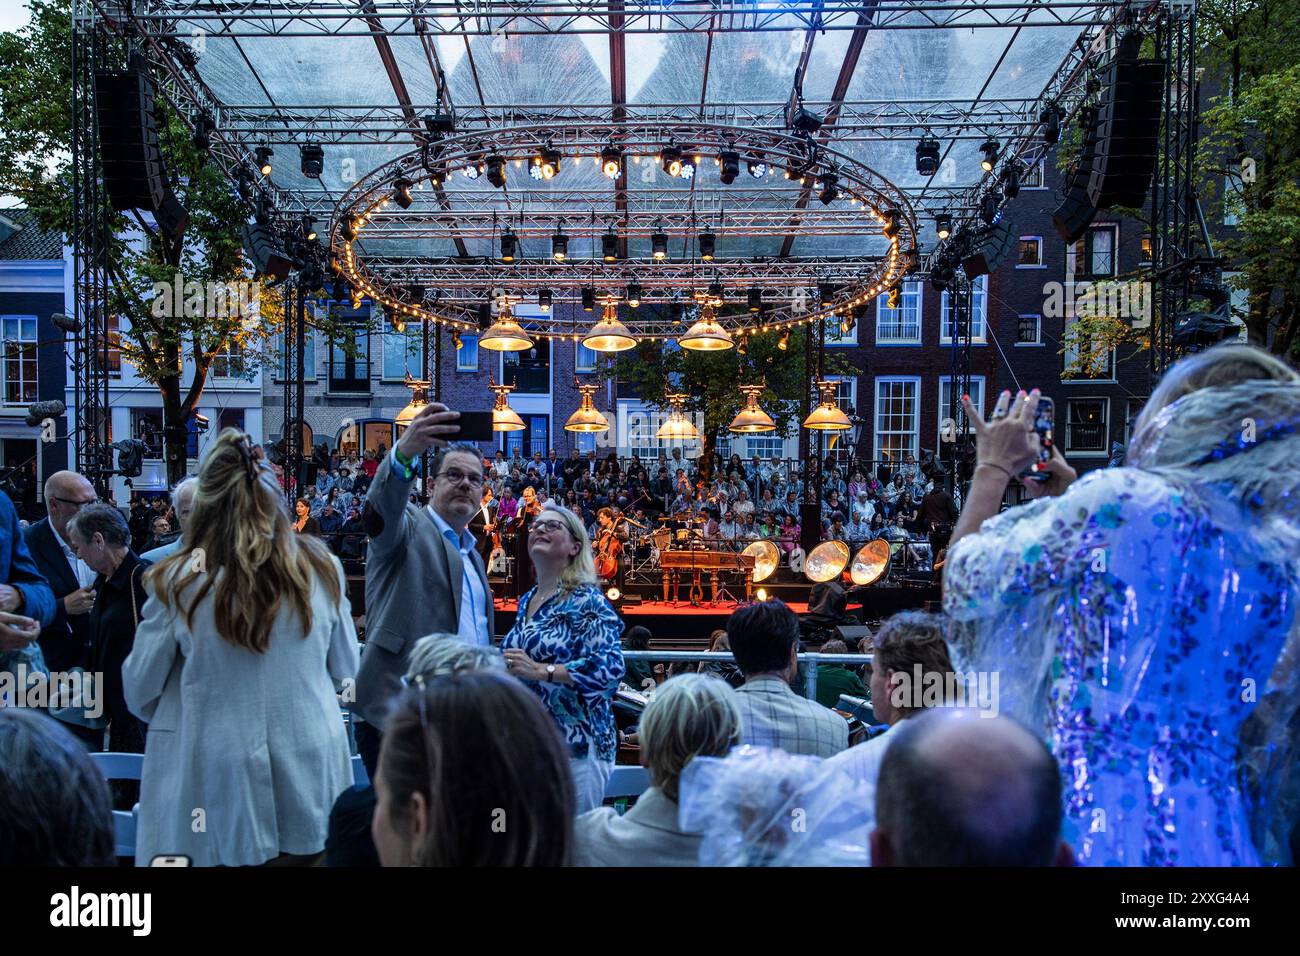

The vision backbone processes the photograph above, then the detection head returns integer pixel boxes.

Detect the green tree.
[1198,0,1300,358]
[0,0,324,483]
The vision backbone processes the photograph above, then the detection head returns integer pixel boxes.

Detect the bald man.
[141,477,197,563]
[871,708,1074,867]
[23,471,99,676]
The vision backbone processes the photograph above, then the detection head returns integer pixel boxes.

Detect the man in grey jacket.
[351,403,494,776]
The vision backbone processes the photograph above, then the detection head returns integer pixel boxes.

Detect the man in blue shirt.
[0,489,56,686]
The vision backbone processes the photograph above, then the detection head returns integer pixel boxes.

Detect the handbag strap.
[129,564,140,629]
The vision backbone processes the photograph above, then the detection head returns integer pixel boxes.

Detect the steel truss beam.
[109,2,1121,38]
[209,98,1055,146]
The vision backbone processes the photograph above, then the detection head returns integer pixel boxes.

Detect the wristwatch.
[546,663,556,683]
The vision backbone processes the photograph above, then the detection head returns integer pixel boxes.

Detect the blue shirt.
[425,504,491,648]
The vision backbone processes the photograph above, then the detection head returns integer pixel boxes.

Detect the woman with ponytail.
[123,429,359,867]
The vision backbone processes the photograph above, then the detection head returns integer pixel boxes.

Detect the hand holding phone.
[1019,396,1055,483]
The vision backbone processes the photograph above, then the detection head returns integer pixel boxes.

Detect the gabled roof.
[0,208,64,261]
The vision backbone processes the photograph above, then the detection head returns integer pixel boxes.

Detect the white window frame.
[1016,236,1046,269]
[277,326,317,382]
[457,334,480,372]
[937,375,984,446]
[1064,397,1110,455]
[575,340,598,374]
[824,374,857,415]
[874,280,923,344]
[1223,173,1243,227]
[940,275,987,344]
[1,315,38,407]
[873,375,921,463]
[210,339,252,382]
[1015,314,1043,346]
[1067,224,1119,281]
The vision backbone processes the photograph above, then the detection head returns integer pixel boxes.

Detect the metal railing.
[622,650,872,701]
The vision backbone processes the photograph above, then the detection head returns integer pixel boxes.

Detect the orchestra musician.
[593,508,623,583]
[511,485,544,597]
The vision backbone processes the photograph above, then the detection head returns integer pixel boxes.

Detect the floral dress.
[500,583,625,763]
[944,465,1298,866]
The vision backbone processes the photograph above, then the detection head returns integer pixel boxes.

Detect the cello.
[595,525,623,581]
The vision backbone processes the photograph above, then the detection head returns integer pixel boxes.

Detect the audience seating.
[90,752,143,859]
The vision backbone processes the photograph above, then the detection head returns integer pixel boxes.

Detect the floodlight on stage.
[538,288,552,311]
[581,287,596,312]
[602,229,620,262]
[818,171,840,205]
[1002,163,1021,199]
[601,146,623,179]
[698,230,716,261]
[393,178,414,209]
[747,157,767,178]
[661,145,684,178]
[300,143,324,177]
[485,155,506,188]
[719,150,740,184]
[979,138,1000,173]
[935,214,952,240]
[915,135,941,177]
[626,283,642,308]
[256,146,273,177]
[500,227,518,262]
[651,228,668,260]
[748,287,762,313]
[552,229,569,261]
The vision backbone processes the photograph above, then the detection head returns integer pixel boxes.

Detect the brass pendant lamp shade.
[678,304,734,351]
[729,384,777,433]
[655,392,699,441]
[803,379,852,430]
[478,302,534,352]
[565,382,610,433]
[582,301,637,352]
[490,382,526,432]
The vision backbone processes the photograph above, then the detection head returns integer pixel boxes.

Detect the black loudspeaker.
[962,217,1017,279]
[241,223,294,280]
[834,625,875,645]
[1086,36,1166,210]
[95,63,190,240]
[799,501,821,555]
[296,461,319,491]
[1052,106,1101,243]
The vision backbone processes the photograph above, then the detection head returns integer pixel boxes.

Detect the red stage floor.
[494,599,855,616]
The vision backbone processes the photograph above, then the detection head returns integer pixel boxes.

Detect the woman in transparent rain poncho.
[942,343,1300,866]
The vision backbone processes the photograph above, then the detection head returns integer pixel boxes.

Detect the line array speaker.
[1051,105,1101,243]
[94,62,190,240]
[1086,35,1166,210]
[962,217,1017,279]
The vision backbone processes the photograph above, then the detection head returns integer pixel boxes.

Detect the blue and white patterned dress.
[945,458,1299,866]
[500,583,625,763]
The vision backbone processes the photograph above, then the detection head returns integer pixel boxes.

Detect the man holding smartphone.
[0,488,56,699]
[351,403,495,778]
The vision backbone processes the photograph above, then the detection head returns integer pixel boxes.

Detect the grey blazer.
[352,452,495,728]
[572,786,702,866]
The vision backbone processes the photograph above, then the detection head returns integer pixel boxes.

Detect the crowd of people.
[0,341,1298,868]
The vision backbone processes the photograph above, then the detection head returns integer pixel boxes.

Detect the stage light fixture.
[707,281,724,303]
[462,161,480,180]
[747,157,768,178]
[485,155,506,188]
[626,283,642,308]
[748,287,762,313]
[538,288,552,311]
[980,191,1000,225]
[453,331,462,350]
[192,114,215,154]
[539,145,561,180]
[777,330,790,350]
[582,287,595,312]
[698,230,716,261]
[1041,104,1061,145]
[719,150,740,184]
[935,214,953,240]
[552,229,568,261]
[299,143,324,177]
[602,229,620,262]
[255,146,273,177]
[236,168,254,203]
[979,138,1000,173]
[500,227,518,262]
[601,146,623,179]
[661,145,684,178]
[301,215,316,242]
[818,283,836,309]
[882,209,900,240]
[915,135,941,176]
[1002,163,1021,199]
[392,178,414,209]
[651,228,668,260]
[822,172,845,204]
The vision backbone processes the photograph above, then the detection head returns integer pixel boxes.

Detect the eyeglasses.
[52,495,99,509]
[437,468,484,488]
[529,518,569,535]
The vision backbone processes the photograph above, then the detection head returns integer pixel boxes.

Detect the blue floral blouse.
[944,466,1297,867]
[500,582,625,763]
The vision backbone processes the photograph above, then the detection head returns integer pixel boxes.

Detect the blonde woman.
[123,430,358,867]
[500,504,624,812]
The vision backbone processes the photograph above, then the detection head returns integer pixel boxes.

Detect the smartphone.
[451,411,495,443]
[149,855,192,867]
[1020,396,1054,483]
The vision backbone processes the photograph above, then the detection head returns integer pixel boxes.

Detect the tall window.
[940,276,987,343]
[938,376,984,445]
[211,340,250,381]
[575,341,598,374]
[1017,237,1044,267]
[873,377,920,462]
[743,432,789,460]
[382,328,424,381]
[457,334,479,371]
[1068,225,1118,279]
[1021,159,1046,189]
[328,323,371,393]
[92,314,122,379]
[1,316,37,406]
[1065,398,1109,452]
[875,280,922,344]
[502,339,550,395]
[1016,314,1042,345]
